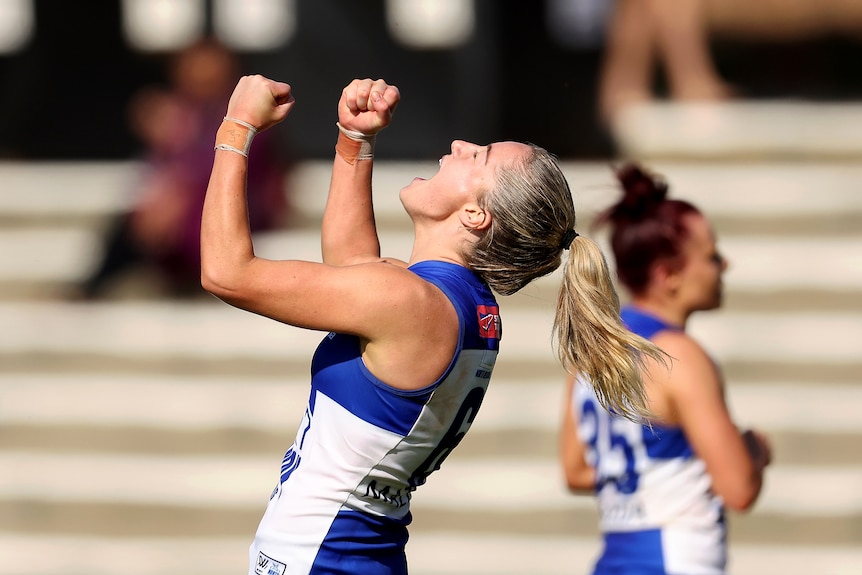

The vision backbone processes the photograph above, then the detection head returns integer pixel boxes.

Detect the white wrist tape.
[335,122,375,164]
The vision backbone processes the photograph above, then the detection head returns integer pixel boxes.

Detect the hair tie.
[560,229,579,250]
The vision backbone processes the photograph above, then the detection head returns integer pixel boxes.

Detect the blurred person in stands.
[559,163,772,575]
[75,37,288,299]
[598,0,733,124]
[201,75,667,575]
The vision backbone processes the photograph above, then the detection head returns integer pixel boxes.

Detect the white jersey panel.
[251,391,406,574]
[344,348,493,514]
[662,525,727,575]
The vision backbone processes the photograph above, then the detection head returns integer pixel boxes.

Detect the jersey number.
[408,386,486,488]
[581,400,640,494]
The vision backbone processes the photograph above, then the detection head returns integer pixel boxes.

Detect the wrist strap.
[214,117,259,157]
[335,122,375,165]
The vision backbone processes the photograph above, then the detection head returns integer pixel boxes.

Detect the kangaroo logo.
[476,304,500,340]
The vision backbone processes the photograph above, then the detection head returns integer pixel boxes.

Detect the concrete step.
[290,159,862,228]
[1,227,860,300]
[2,423,854,469]
[2,532,859,575]
[3,160,862,226]
[0,161,136,224]
[5,451,855,520]
[2,374,859,437]
[1,302,860,372]
[610,101,862,160]
[2,455,859,558]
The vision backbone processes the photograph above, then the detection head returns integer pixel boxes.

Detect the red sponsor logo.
[477,305,501,340]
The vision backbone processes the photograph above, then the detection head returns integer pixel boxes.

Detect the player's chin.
[400,177,423,193]
[403,177,426,190]
[696,292,723,312]
[708,292,724,310]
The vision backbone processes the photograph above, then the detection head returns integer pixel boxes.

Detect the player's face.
[400,140,529,222]
[675,213,727,312]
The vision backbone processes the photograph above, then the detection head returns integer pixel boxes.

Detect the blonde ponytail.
[554,235,667,421]
[461,143,665,419]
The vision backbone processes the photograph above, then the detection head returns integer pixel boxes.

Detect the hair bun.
[610,163,668,222]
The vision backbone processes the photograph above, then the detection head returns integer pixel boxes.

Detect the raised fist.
[338,78,401,136]
[225,74,296,132]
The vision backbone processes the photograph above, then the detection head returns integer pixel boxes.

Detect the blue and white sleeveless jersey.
[573,306,726,575]
[249,261,500,575]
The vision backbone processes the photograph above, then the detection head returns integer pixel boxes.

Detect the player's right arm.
[559,374,597,493]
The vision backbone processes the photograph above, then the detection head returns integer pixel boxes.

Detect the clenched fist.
[338,78,401,136]
[225,74,296,132]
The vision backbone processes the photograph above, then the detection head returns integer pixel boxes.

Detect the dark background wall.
[1,0,861,161]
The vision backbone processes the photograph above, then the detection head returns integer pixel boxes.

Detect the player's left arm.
[657,331,768,511]
[322,78,401,266]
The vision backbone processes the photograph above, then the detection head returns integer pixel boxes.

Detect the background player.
[559,163,772,574]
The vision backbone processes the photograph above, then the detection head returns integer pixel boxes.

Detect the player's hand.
[338,78,400,136]
[742,428,772,469]
[225,75,296,132]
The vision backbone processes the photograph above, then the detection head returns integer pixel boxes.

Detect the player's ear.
[653,260,682,294]
[460,203,491,231]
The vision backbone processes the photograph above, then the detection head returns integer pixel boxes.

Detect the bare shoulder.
[381,256,410,268]
[651,329,724,405]
[652,329,712,367]
[357,260,461,389]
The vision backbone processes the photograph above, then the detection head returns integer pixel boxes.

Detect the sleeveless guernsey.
[249,261,500,575]
[573,306,726,575]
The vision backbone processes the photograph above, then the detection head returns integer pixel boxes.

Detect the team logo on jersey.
[477,305,501,340]
[254,551,286,575]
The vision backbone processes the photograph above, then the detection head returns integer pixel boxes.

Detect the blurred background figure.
[560,163,772,575]
[597,0,732,125]
[74,37,291,299]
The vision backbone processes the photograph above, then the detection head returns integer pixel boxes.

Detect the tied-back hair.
[597,163,701,296]
[464,145,666,421]
[465,144,571,295]
[555,236,666,421]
